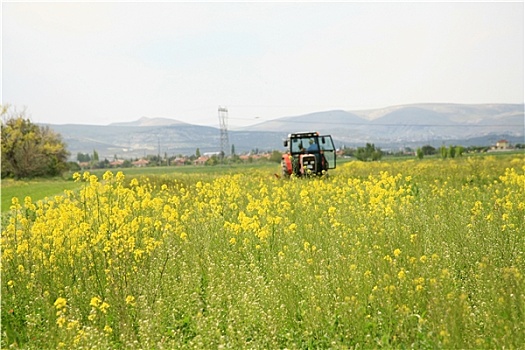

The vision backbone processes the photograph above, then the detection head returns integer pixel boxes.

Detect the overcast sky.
[2,1,524,127]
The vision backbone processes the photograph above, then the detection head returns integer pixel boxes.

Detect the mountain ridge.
[109,116,189,127]
[41,103,524,159]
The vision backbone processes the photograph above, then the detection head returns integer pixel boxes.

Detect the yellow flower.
[67,320,79,330]
[56,316,66,327]
[397,304,410,315]
[125,295,136,306]
[54,297,67,310]
[393,249,401,257]
[102,170,113,181]
[99,301,110,313]
[90,296,101,308]
[115,171,125,182]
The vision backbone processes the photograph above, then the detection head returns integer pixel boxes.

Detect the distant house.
[194,156,209,166]
[109,159,124,167]
[250,153,271,160]
[78,161,90,169]
[496,140,510,150]
[172,157,186,166]
[132,159,149,167]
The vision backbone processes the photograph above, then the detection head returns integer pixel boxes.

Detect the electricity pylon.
[218,106,229,159]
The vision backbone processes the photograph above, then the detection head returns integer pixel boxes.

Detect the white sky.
[2,1,524,127]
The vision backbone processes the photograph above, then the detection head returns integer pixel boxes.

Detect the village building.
[495,139,510,150]
[194,156,209,166]
[132,159,149,167]
[172,157,187,166]
[77,162,91,170]
[109,159,125,167]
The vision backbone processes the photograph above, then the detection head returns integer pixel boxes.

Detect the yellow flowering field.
[2,155,524,348]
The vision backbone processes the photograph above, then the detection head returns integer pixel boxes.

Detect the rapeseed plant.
[1,157,524,348]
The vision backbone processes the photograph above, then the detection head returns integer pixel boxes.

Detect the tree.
[1,105,70,178]
[371,148,382,161]
[421,145,436,155]
[195,148,201,158]
[230,153,241,163]
[67,161,81,172]
[448,145,456,159]
[269,150,283,163]
[206,155,218,166]
[439,146,448,159]
[77,152,91,162]
[342,147,354,157]
[416,147,424,160]
[356,143,382,162]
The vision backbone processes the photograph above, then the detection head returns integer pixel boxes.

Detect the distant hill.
[44,103,524,160]
[109,116,189,127]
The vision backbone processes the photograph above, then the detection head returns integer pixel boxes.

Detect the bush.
[1,105,70,179]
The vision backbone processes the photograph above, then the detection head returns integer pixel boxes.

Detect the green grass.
[1,178,81,213]
[0,162,281,212]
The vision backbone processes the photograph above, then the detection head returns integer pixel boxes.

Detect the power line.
[227,116,523,128]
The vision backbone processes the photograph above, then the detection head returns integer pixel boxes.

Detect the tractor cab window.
[291,138,305,154]
[307,138,319,153]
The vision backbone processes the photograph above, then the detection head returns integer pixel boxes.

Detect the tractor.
[281,131,336,177]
